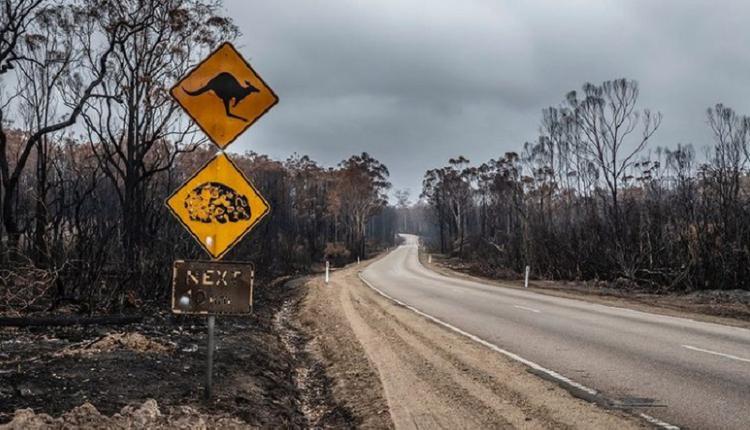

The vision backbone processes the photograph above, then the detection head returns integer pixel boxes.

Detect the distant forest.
[0,0,395,314]
[415,79,750,291]
[2,1,746,317]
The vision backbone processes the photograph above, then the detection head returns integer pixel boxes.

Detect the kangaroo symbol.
[183,72,259,122]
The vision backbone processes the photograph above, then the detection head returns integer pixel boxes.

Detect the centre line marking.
[682,345,750,363]
[514,305,541,313]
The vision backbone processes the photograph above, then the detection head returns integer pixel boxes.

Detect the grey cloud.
[223,0,750,197]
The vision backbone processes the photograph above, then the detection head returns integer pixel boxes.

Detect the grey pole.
[205,315,216,399]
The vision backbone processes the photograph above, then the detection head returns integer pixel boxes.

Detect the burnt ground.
[0,276,355,428]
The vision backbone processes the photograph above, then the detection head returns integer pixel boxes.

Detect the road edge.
[420,250,750,330]
[357,269,681,430]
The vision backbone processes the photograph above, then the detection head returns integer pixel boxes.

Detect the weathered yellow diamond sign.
[166,153,270,259]
[171,42,278,149]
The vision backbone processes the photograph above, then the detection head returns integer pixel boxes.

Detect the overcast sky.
[222,0,750,199]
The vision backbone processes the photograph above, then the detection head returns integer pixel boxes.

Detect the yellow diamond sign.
[166,153,270,259]
[171,42,278,149]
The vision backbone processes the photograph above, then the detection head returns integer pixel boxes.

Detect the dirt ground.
[301,260,645,429]
[6,250,735,429]
[299,269,393,430]
[0,277,354,429]
[428,254,750,329]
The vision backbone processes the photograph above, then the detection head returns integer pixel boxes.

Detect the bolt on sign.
[170,42,279,149]
[166,152,270,260]
[172,260,255,315]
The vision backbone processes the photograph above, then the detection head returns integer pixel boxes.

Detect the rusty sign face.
[171,260,255,314]
[166,152,270,259]
[171,42,278,149]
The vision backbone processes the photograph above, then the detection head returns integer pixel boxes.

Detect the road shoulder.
[298,266,394,429]
[422,252,750,330]
[300,259,645,429]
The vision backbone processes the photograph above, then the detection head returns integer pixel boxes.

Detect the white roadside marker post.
[524,265,530,288]
[428,254,432,264]
[325,260,330,284]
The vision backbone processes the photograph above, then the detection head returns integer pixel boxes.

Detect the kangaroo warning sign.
[166,152,270,259]
[171,42,278,149]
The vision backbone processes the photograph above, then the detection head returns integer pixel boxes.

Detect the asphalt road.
[361,234,750,430]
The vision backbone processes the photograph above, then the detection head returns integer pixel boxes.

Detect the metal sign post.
[205,315,216,399]
[167,41,278,401]
[171,260,255,399]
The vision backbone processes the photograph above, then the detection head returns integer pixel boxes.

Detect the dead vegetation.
[0,258,64,315]
[53,332,175,357]
[0,280,355,428]
[418,81,750,294]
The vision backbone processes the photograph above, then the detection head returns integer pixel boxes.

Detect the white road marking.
[682,344,750,363]
[639,412,681,430]
[357,273,680,430]
[514,305,541,313]
[411,242,750,335]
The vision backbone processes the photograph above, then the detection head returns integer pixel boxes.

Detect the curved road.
[361,234,750,429]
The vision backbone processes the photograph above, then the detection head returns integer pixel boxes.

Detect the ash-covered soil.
[0,277,354,428]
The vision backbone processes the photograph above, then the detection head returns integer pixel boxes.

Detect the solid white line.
[358,272,681,429]
[358,273,596,395]
[411,242,750,336]
[638,412,681,430]
[682,344,750,363]
[514,305,541,313]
